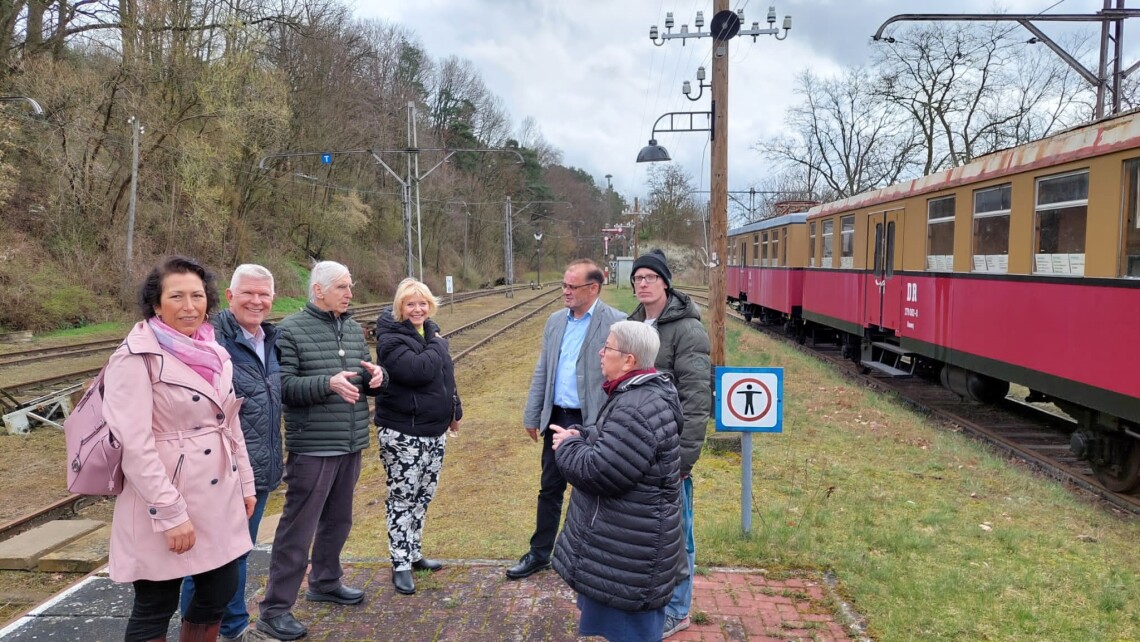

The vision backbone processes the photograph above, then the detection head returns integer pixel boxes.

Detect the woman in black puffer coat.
[373,278,462,596]
[551,320,683,642]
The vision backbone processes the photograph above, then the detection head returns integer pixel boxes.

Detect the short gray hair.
[230,264,274,294]
[309,260,351,301]
[609,320,660,369]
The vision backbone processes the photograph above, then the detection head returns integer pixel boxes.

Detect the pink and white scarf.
[147,317,226,390]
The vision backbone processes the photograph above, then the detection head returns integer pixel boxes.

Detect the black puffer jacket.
[552,372,683,612]
[276,303,383,454]
[211,309,283,493]
[372,311,462,438]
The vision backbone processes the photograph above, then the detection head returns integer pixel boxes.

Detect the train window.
[822,220,834,266]
[809,223,817,267]
[926,196,955,271]
[762,232,769,266]
[752,234,760,267]
[1122,159,1140,277]
[739,239,746,267]
[886,222,897,277]
[781,228,788,266]
[772,230,781,267]
[972,184,1011,273]
[840,216,855,268]
[1034,170,1088,276]
[873,223,884,278]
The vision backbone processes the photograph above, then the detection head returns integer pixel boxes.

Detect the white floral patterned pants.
[377,427,447,571]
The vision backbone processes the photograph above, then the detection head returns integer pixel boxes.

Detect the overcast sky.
[354,0,1127,206]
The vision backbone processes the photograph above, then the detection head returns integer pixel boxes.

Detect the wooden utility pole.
[708,0,729,368]
[644,4,790,360]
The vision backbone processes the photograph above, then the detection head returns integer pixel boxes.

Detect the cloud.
[355,0,1127,200]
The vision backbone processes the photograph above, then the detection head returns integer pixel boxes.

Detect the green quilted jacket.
[276,303,384,454]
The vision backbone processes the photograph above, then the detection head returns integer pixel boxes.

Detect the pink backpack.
[65,351,152,496]
[65,366,124,495]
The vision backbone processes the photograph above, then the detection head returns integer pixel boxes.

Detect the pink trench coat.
[102,321,256,583]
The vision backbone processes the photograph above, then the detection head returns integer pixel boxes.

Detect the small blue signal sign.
[320,153,333,165]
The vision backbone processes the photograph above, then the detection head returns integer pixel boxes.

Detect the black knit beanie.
[631,249,672,289]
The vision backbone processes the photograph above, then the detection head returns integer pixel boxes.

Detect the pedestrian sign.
[320,153,333,164]
[715,366,783,432]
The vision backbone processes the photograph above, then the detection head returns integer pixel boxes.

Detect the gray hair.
[609,320,660,369]
[309,260,351,301]
[229,264,275,294]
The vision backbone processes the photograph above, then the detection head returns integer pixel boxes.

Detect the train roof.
[805,109,1140,220]
[728,212,809,236]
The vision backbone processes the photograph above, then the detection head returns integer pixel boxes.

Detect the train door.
[865,209,905,329]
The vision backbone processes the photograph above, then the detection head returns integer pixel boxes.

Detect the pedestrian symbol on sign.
[716,367,782,432]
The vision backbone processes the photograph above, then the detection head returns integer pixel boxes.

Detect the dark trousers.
[259,451,362,620]
[124,558,239,642]
[181,490,269,637]
[528,406,582,560]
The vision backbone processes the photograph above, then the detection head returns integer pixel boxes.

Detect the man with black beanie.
[628,249,711,639]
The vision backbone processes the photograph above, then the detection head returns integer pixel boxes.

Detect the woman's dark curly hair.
[138,255,221,319]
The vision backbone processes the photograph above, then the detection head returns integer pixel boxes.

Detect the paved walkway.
[276,562,857,642]
[0,551,862,641]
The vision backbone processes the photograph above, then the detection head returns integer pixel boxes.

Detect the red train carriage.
[789,111,1140,491]
[727,212,809,332]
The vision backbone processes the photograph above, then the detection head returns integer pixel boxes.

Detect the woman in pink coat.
[104,256,256,642]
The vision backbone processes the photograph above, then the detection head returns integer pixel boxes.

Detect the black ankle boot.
[392,569,415,595]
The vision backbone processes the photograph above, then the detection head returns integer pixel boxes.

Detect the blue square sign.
[320,153,333,164]
[715,366,783,433]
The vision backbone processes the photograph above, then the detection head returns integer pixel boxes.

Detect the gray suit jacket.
[524,299,626,432]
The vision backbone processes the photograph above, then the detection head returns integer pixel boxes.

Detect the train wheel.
[1092,435,1140,493]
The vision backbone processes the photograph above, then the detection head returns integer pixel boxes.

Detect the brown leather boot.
[178,619,221,642]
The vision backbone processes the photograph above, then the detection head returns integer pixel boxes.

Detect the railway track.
[0,285,539,403]
[0,340,123,368]
[687,291,1140,515]
[0,285,564,547]
[446,288,562,361]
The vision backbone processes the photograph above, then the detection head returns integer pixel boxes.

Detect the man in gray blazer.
[506,259,626,580]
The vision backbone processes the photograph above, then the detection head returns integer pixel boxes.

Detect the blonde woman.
[373,278,462,595]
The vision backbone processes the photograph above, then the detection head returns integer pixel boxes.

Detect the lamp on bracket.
[0,95,44,115]
[636,110,713,163]
[637,139,672,163]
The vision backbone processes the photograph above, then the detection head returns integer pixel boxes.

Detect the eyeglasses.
[632,274,660,285]
[601,344,628,356]
[561,282,594,291]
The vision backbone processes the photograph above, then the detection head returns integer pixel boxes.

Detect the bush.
[0,238,121,332]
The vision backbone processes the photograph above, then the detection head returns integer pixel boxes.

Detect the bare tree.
[872,22,1092,173]
[643,163,702,245]
[759,68,921,199]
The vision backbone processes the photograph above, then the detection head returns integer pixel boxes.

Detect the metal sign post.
[445,276,454,313]
[715,366,784,534]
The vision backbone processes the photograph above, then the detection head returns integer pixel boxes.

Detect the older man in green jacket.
[257,261,387,641]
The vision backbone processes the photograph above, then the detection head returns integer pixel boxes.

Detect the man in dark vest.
[180,264,282,641]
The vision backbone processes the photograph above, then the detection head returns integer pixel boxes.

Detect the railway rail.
[687,291,1140,515]
[0,284,543,403]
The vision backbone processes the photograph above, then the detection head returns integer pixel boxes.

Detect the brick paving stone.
[234,562,859,642]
